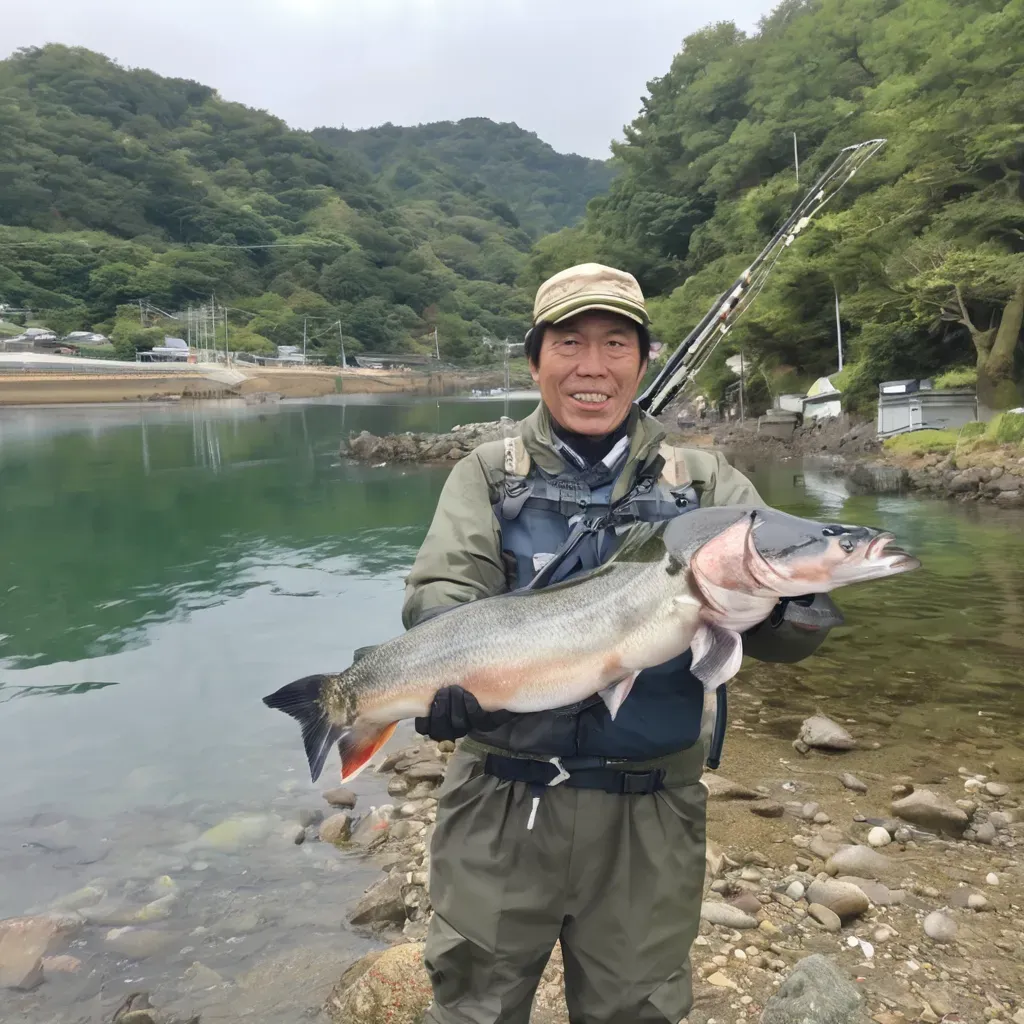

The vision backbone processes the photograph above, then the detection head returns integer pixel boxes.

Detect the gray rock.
[806,880,869,921]
[751,800,786,818]
[985,782,1009,797]
[404,761,446,782]
[786,881,806,902]
[389,819,427,841]
[801,802,821,820]
[967,893,989,911]
[974,822,997,844]
[349,805,393,848]
[700,901,759,929]
[799,715,856,751]
[807,903,842,932]
[867,826,891,847]
[283,824,306,845]
[826,844,893,880]
[840,773,868,794]
[761,954,867,1024]
[892,789,969,836]
[323,787,358,809]
[701,774,764,801]
[809,836,840,861]
[923,910,957,943]
[348,875,407,927]
[318,812,353,845]
[990,811,1012,828]
[836,876,903,906]
[103,927,179,959]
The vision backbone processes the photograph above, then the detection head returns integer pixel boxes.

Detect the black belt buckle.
[618,769,665,795]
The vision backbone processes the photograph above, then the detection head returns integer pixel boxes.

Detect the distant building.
[138,336,190,362]
[803,376,843,421]
[876,379,977,437]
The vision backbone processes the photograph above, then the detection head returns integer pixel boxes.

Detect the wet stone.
[700,901,759,929]
[923,911,957,943]
[324,786,358,808]
[751,800,785,818]
[807,903,842,932]
[799,715,856,751]
[840,772,868,794]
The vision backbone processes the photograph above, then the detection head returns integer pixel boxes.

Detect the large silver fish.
[264,506,919,782]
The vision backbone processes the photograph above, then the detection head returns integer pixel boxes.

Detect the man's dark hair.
[525,320,651,367]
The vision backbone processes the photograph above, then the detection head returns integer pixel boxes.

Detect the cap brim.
[543,299,648,327]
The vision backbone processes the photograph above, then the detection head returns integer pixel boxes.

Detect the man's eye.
[560,337,579,346]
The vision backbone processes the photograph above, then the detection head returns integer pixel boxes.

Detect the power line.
[0,238,349,250]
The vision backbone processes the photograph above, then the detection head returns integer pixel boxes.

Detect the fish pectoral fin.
[598,672,639,721]
[263,674,341,783]
[689,624,744,692]
[338,720,398,783]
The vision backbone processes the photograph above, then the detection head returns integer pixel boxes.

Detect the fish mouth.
[865,533,919,573]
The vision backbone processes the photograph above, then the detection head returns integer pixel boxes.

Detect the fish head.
[664,505,920,613]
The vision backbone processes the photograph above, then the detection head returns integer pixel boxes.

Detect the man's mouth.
[570,392,611,404]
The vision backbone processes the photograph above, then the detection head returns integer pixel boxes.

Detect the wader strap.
[706,685,728,771]
[482,753,666,795]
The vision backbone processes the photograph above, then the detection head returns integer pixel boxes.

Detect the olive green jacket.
[402,403,827,662]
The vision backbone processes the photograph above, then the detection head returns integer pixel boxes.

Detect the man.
[402,263,837,1024]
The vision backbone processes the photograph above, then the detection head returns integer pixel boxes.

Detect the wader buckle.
[546,756,571,787]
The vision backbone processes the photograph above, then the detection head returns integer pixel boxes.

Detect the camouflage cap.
[532,262,649,328]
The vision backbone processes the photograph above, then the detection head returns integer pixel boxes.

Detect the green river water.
[1,396,1022,1020]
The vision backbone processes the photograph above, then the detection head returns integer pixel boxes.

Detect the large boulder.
[348,875,407,927]
[760,954,868,1024]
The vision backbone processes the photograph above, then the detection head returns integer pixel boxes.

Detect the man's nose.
[576,342,608,376]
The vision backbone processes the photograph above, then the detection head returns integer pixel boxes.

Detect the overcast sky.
[4,1,773,158]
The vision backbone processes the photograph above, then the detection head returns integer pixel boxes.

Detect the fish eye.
[839,537,856,552]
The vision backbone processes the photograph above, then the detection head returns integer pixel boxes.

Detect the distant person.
[403,263,838,1023]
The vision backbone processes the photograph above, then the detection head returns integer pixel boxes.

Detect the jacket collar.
[517,402,667,500]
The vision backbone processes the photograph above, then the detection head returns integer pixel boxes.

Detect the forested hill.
[0,45,539,361]
[312,119,615,238]
[528,0,1024,410]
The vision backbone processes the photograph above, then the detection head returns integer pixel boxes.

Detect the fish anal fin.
[598,672,639,721]
[338,720,398,783]
[690,624,744,692]
[263,674,341,783]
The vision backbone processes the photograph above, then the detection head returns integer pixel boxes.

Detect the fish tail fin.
[263,674,342,783]
[337,720,398,783]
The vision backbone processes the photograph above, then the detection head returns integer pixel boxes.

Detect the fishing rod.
[637,138,887,416]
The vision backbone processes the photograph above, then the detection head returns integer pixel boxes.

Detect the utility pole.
[793,132,799,186]
[139,298,145,326]
[834,286,844,373]
[338,321,346,368]
[224,307,230,366]
[434,325,440,360]
[738,350,746,423]
[303,316,308,362]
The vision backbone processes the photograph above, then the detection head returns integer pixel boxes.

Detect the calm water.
[1,397,1022,1019]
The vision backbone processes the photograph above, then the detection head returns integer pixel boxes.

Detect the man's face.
[530,311,646,436]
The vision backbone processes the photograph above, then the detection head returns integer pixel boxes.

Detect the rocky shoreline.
[4,710,1021,1024]
[340,415,1024,509]
[319,716,1023,1024]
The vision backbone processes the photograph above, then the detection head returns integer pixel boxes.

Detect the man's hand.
[414,686,516,742]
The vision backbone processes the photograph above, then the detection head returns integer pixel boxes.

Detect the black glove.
[414,686,516,742]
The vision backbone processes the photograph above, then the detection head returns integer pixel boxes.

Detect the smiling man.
[402,263,837,1023]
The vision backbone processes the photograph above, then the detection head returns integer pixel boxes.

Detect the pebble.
[873,926,894,943]
[104,927,179,959]
[801,802,821,820]
[840,772,868,793]
[740,867,762,882]
[700,902,759,930]
[806,879,869,921]
[892,789,969,836]
[967,894,989,911]
[750,800,785,818]
[707,971,738,990]
[923,911,957,943]
[813,812,831,825]
[985,782,1009,797]
[986,872,999,886]
[868,826,892,848]
[807,903,842,932]
[785,881,805,901]
[791,834,810,849]
[989,811,1012,828]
